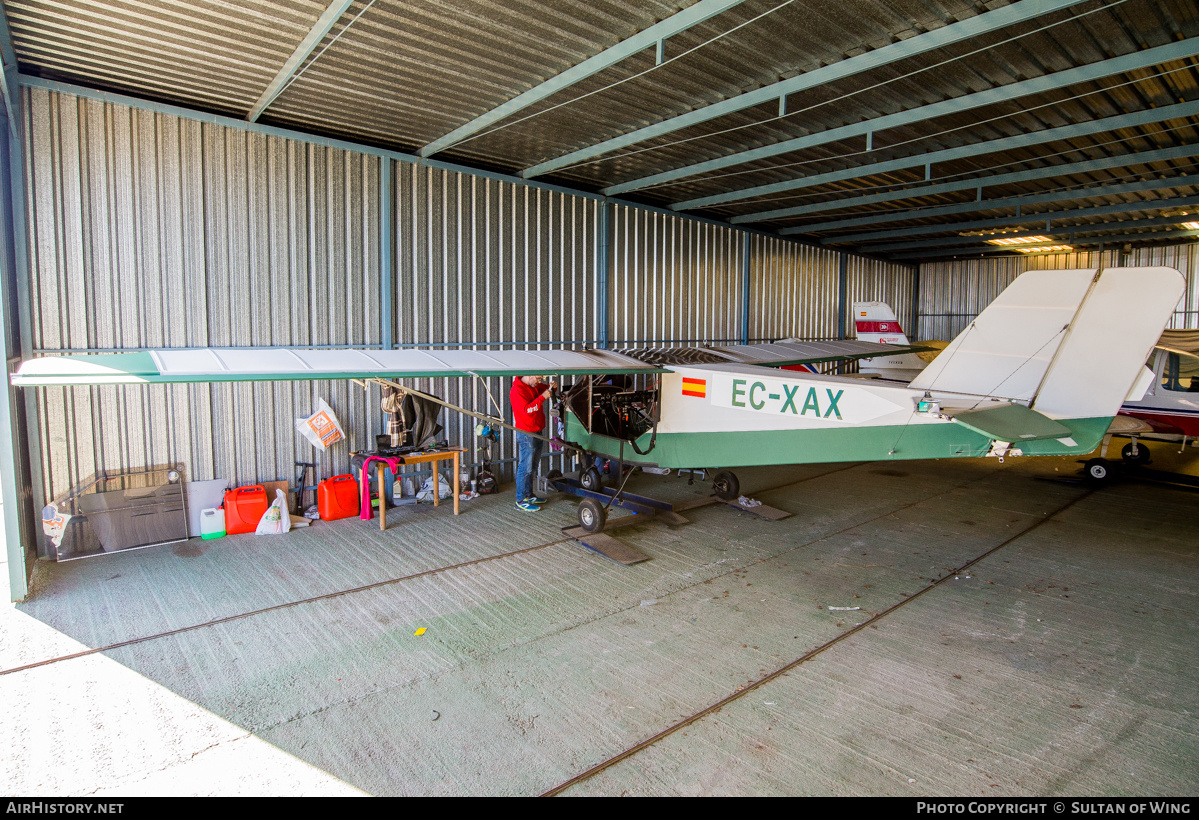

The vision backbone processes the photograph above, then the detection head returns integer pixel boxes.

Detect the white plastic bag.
[416,473,452,502]
[256,489,292,535]
[296,399,345,451]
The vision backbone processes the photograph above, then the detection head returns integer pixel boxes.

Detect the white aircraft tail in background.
[851,302,929,382]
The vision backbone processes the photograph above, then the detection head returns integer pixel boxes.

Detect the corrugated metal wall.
[751,238,914,343]
[1128,243,1199,329]
[611,206,744,346]
[918,244,1199,341]
[25,87,384,499]
[22,87,914,504]
[391,164,600,479]
[751,235,839,342]
[843,255,916,338]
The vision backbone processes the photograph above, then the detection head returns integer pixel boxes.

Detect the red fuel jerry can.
[318,474,359,521]
[224,485,268,535]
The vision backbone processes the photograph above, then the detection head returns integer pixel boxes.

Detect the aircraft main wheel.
[580,467,603,492]
[712,470,740,501]
[578,498,606,533]
[1084,458,1113,485]
[1121,442,1150,464]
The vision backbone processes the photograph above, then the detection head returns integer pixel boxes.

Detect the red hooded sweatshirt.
[510,377,551,433]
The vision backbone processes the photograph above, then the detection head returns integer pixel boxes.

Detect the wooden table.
[374,447,465,530]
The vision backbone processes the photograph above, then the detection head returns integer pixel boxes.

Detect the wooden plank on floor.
[673,497,721,513]
[655,510,690,526]
[561,528,651,565]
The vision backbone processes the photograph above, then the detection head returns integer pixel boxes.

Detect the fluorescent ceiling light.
[984,235,1053,246]
[1014,245,1074,253]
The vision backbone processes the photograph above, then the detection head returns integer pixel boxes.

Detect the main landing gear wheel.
[580,467,603,492]
[1121,442,1151,464]
[1084,458,1113,486]
[712,470,740,501]
[577,498,607,533]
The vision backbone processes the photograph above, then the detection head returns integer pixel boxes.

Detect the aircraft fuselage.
[563,363,1112,470]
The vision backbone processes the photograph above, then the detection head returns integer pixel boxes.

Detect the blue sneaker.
[526,495,548,505]
[515,500,541,512]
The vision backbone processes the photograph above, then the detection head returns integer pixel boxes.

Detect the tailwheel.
[1084,458,1114,486]
[712,470,740,501]
[577,498,607,533]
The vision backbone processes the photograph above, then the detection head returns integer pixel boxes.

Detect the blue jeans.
[515,431,544,501]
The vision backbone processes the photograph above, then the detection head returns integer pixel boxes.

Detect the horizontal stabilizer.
[951,403,1072,442]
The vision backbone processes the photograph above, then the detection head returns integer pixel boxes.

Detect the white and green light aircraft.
[12,266,1184,505]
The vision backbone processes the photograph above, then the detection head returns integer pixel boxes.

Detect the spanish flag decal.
[681,377,707,398]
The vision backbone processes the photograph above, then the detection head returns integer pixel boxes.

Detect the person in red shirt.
[510,374,555,511]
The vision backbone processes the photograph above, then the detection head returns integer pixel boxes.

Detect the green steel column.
[381,156,392,351]
[598,199,611,349]
[910,265,921,341]
[837,252,849,339]
[741,234,751,344]
[380,156,394,500]
[1,72,41,601]
[0,103,25,599]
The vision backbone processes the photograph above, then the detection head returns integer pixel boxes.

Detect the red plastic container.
[318,474,359,521]
[224,485,269,535]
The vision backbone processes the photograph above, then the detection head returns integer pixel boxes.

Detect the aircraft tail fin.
[908,267,1183,421]
[852,301,926,380]
[851,302,912,346]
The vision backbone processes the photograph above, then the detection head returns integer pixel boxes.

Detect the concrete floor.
[1,455,1196,796]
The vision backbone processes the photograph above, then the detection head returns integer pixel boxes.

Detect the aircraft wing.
[10,347,666,387]
[617,340,928,368]
[1107,414,1159,435]
[1156,329,1199,359]
[11,339,930,387]
[12,336,938,388]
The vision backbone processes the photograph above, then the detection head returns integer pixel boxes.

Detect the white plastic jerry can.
[200,507,226,540]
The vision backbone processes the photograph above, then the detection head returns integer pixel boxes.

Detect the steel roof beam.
[522,0,1086,179]
[247,0,356,123]
[780,174,1199,236]
[419,0,747,158]
[825,195,1199,243]
[889,228,1199,260]
[0,2,17,136]
[870,214,1199,252]
[604,38,1199,197]
[681,99,1199,211]
[731,143,1199,224]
